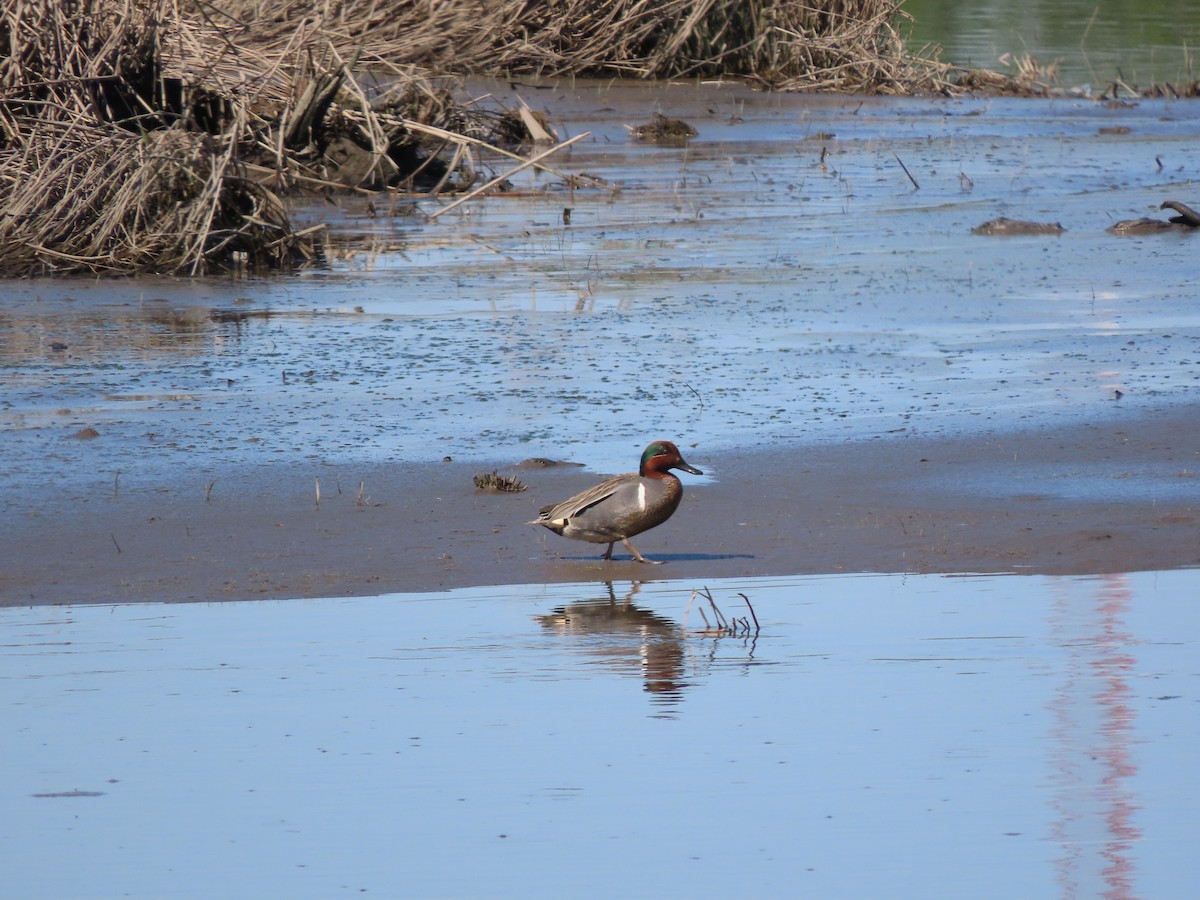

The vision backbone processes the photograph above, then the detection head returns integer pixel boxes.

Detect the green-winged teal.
[529,440,702,564]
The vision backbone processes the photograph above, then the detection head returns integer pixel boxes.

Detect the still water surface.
[905,0,1200,89]
[3,570,1197,898]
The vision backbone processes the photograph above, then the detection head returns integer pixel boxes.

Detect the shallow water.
[5,82,1200,896]
[904,0,1200,90]
[2,569,1197,898]
[3,85,1200,500]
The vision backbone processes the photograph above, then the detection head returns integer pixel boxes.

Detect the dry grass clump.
[0,0,974,276]
[1142,79,1200,99]
[215,0,946,89]
[773,1,951,92]
[0,117,313,274]
[0,0,591,276]
[474,471,528,493]
[0,0,320,275]
[0,0,164,119]
[952,52,1062,98]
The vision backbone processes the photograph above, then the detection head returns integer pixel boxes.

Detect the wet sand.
[5,404,1198,606]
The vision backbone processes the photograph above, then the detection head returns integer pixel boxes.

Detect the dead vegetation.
[0,0,320,275]
[1107,199,1200,235]
[212,0,948,90]
[629,114,700,143]
[0,0,575,276]
[683,587,761,636]
[474,470,528,493]
[2,0,1113,278]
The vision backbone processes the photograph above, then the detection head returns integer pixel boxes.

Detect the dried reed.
[212,0,947,88]
[0,0,318,275]
[0,0,999,277]
[682,587,761,636]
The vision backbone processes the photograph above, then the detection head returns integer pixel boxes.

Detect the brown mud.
[5,404,1198,606]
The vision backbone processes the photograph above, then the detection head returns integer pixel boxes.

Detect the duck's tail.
[528,515,566,535]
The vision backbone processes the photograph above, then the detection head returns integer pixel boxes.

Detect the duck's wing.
[535,473,632,521]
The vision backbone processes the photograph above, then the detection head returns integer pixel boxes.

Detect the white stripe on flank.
[637,483,647,510]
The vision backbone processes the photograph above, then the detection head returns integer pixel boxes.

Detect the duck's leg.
[601,541,615,560]
[623,538,664,565]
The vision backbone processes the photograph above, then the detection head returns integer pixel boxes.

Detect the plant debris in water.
[972,218,1065,236]
[683,587,760,636]
[515,457,586,469]
[629,114,698,143]
[1108,199,1200,235]
[474,470,527,493]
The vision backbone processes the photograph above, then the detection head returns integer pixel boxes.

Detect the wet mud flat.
[4,404,1200,605]
[4,81,1200,603]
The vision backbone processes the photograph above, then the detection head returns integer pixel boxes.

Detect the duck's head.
[639,440,703,478]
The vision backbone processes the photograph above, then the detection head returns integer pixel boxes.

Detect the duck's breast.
[617,474,682,538]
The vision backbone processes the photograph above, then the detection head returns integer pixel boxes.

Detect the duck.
[529,440,702,564]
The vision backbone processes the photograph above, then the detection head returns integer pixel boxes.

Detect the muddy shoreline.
[7,81,1200,607]
[5,404,1198,606]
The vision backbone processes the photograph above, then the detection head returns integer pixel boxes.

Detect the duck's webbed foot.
[624,538,664,565]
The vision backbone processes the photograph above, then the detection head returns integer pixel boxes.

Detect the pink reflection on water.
[1047,573,1141,900]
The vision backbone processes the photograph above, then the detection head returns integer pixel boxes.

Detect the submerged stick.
[703,586,728,630]
[738,592,760,632]
[893,151,920,190]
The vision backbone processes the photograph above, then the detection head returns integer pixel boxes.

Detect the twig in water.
[683,381,704,412]
[430,132,591,219]
[705,587,728,630]
[113,470,121,498]
[684,587,761,636]
[205,479,218,502]
[315,476,321,508]
[110,533,122,554]
[738,593,760,632]
[893,151,920,190]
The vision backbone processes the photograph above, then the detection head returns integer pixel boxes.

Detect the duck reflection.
[536,582,688,707]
